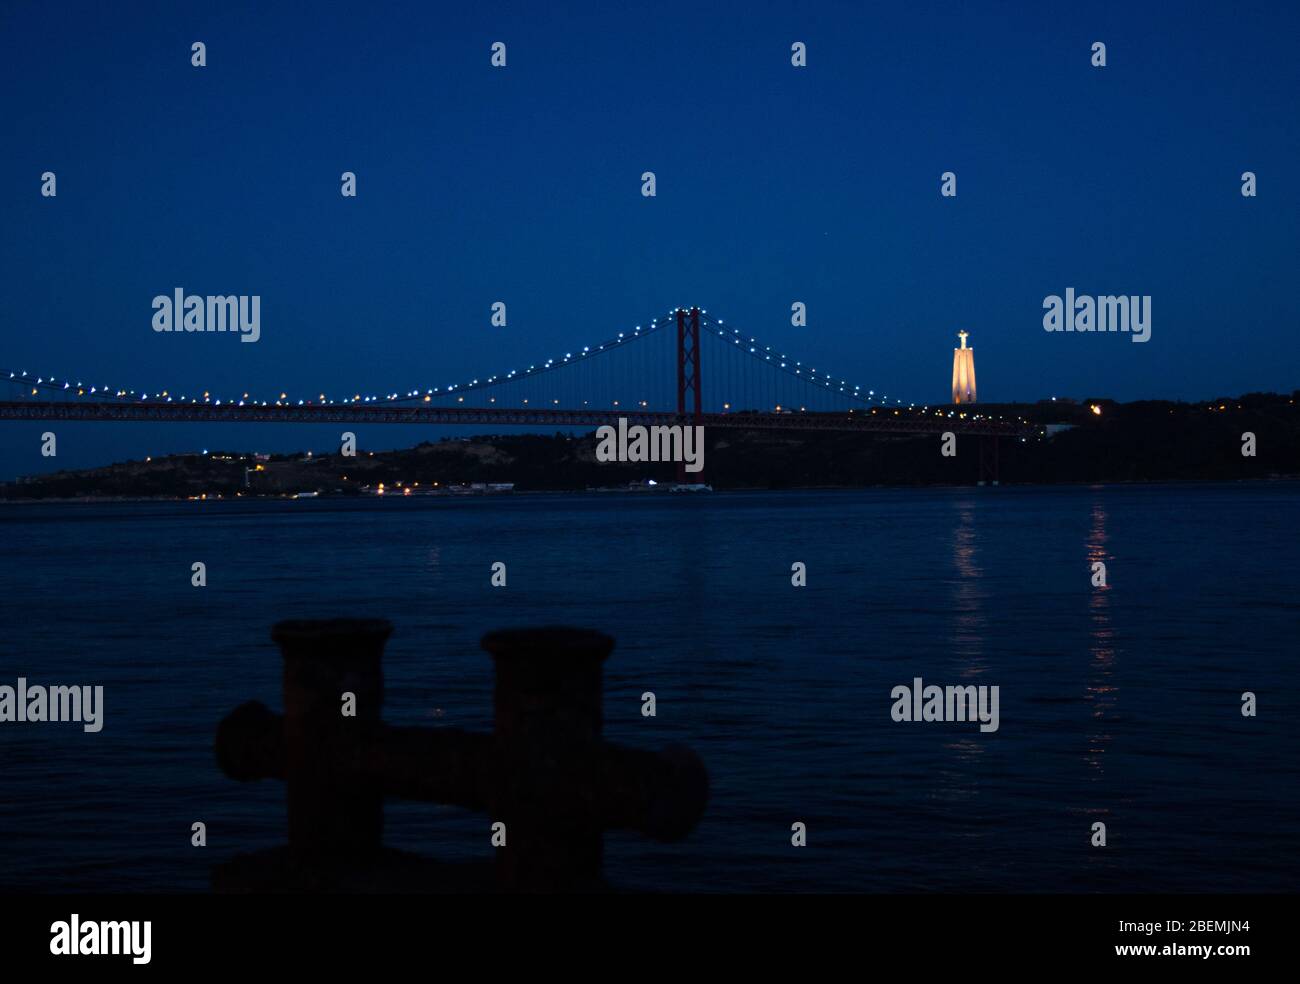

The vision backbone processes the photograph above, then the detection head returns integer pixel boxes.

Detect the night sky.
[2,0,1297,476]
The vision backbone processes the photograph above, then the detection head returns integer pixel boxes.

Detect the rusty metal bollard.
[218,618,391,856]
[482,627,611,891]
[215,620,708,892]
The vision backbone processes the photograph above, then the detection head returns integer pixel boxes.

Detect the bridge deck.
[0,401,1037,437]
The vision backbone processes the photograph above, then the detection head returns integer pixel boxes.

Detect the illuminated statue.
[951,330,976,404]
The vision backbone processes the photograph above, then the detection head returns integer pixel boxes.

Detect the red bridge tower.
[675,306,702,484]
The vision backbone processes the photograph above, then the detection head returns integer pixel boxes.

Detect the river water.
[1,482,1296,892]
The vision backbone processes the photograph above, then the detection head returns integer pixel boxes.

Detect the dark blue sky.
[3,0,1298,476]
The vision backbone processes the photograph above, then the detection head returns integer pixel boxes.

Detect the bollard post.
[481,626,613,892]
[215,619,708,892]
[272,618,391,856]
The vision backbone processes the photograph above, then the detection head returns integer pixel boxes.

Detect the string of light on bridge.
[4,307,1024,425]
[694,312,1018,425]
[6,311,691,409]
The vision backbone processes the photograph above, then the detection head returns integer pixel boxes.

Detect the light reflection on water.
[1086,496,1117,778]
[0,482,1297,893]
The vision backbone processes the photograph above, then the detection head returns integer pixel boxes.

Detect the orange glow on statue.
[952,330,976,404]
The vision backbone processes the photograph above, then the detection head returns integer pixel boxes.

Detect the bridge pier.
[978,435,1000,486]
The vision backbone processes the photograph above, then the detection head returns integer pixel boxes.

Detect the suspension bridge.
[2,308,1038,444]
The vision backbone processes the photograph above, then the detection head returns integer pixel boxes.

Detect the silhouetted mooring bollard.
[215,620,708,892]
